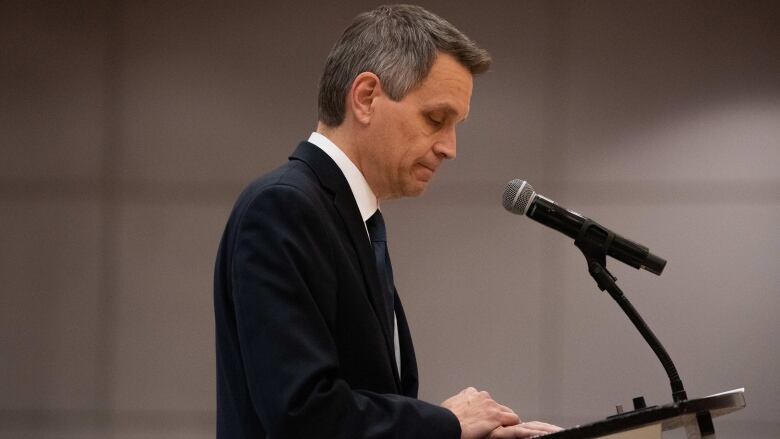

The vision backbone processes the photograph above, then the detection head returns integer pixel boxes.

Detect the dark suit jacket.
[214,141,460,438]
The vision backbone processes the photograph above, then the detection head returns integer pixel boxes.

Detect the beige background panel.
[112,202,228,412]
[0,199,102,411]
[0,2,106,180]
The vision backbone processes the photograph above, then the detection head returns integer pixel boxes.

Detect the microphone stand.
[573,220,689,404]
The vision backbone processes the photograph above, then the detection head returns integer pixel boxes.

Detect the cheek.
[377,104,429,175]
[388,120,420,166]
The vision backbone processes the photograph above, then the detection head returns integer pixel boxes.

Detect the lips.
[420,163,437,173]
[415,163,437,182]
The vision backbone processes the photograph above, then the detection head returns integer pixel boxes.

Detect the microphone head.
[502,179,535,215]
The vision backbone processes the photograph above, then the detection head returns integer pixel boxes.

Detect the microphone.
[502,179,666,275]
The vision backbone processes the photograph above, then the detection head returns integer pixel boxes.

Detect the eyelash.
[427,115,443,127]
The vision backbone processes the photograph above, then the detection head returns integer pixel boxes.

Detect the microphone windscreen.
[502,179,535,215]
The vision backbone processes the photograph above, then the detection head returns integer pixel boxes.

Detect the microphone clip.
[574,219,618,291]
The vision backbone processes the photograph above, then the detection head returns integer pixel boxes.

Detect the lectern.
[545,389,745,438]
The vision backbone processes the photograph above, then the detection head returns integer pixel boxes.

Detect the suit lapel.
[394,289,419,397]
[290,142,401,390]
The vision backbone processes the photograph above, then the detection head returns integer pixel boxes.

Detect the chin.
[402,184,428,198]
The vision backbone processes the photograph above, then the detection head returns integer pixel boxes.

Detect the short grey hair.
[317,4,492,127]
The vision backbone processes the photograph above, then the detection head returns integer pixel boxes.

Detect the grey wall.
[1,1,778,438]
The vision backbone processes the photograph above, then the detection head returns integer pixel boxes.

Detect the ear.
[348,72,382,125]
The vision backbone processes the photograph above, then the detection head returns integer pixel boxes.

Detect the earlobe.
[349,72,381,125]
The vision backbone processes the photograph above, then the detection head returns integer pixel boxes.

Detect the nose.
[433,130,457,160]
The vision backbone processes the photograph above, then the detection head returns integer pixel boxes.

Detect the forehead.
[405,53,473,120]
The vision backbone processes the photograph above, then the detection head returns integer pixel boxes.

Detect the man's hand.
[441,387,520,439]
[488,421,564,438]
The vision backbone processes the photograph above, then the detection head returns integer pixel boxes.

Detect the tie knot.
[366,210,387,242]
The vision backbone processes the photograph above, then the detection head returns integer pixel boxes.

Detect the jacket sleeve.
[229,183,460,438]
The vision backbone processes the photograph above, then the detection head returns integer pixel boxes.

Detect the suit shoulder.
[243,160,322,197]
[223,160,338,252]
[247,160,325,201]
[231,161,326,215]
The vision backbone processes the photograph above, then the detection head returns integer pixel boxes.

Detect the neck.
[316,121,386,200]
[316,122,356,160]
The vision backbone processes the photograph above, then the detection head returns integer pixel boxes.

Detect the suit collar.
[307,132,377,222]
[289,141,348,196]
[289,142,402,390]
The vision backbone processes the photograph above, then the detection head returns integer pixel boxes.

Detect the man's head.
[317,4,491,199]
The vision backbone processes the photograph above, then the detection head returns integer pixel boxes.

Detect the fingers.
[489,421,565,439]
[520,421,563,433]
[497,410,520,427]
[473,391,518,426]
[497,402,519,416]
[441,387,523,439]
[443,386,564,439]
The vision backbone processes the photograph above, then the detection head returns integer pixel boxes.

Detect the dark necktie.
[366,210,395,335]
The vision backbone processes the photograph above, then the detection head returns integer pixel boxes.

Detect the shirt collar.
[308,132,378,221]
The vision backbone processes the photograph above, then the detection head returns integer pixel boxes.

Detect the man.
[214,5,561,438]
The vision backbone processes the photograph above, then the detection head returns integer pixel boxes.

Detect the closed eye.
[426,112,445,128]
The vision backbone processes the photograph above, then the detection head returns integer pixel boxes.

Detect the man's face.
[363,53,473,199]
